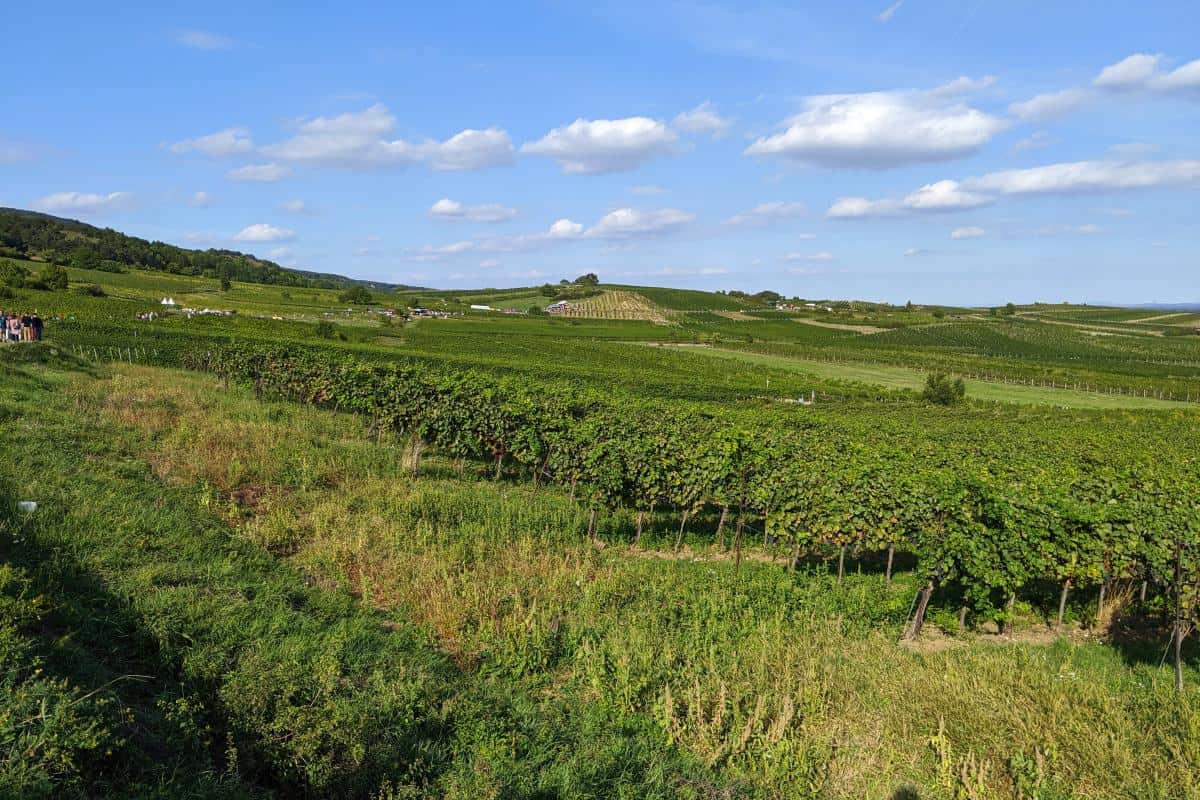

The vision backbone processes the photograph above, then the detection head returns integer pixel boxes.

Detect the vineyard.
[554,290,671,323]
[4,273,1200,798]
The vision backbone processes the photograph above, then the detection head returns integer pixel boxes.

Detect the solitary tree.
[923,372,966,405]
[338,285,374,305]
[42,264,69,290]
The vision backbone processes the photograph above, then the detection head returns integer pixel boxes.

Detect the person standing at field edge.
[20,312,32,341]
[31,312,43,341]
[6,312,20,342]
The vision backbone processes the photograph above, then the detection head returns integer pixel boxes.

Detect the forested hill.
[0,207,411,290]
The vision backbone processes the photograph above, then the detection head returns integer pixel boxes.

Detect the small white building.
[160,297,177,307]
[470,304,492,311]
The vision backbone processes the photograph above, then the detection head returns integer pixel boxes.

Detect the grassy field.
[658,345,1194,409]
[4,348,1197,799]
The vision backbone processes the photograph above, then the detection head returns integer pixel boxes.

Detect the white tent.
[160,297,177,306]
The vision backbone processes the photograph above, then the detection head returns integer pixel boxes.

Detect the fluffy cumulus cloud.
[261,104,513,171]
[1008,89,1092,122]
[521,117,678,174]
[429,198,518,223]
[903,180,990,211]
[949,226,986,239]
[187,191,213,207]
[723,201,806,226]
[170,127,254,157]
[1094,53,1200,93]
[33,191,132,214]
[831,159,1200,219]
[232,223,295,242]
[745,87,1006,169]
[583,207,694,239]
[672,102,731,137]
[226,163,290,182]
[281,199,309,213]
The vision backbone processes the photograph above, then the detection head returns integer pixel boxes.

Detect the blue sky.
[2,0,1197,303]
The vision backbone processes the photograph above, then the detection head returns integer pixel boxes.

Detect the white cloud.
[950,226,986,239]
[281,199,309,213]
[932,75,998,96]
[521,117,678,174]
[232,223,295,242]
[826,196,902,219]
[268,246,293,260]
[828,179,988,219]
[903,180,991,211]
[583,207,694,239]
[226,163,290,182]
[173,30,232,50]
[903,247,926,257]
[261,104,513,171]
[785,251,833,262]
[429,198,518,223]
[830,159,1200,219]
[33,191,132,214]
[877,0,903,23]
[1035,223,1103,237]
[187,191,213,208]
[723,201,806,226]
[1094,53,1200,94]
[1153,59,1200,92]
[413,207,691,260]
[1008,89,1091,122]
[170,127,253,157]
[966,160,1200,195]
[1094,53,1164,89]
[427,128,515,171]
[744,88,1006,168]
[672,102,731,137]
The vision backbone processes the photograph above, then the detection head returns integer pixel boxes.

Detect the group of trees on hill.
[0,208,399,291]
[168,341,1200,690]
[0,258,69,294]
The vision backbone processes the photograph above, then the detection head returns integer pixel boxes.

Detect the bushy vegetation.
[923,371,966,405]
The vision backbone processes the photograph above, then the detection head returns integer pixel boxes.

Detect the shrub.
[315,320,336,339]
[922,372,966,405]
[75,284,106,297]
[41,264,69,291]
[338,286,374,305]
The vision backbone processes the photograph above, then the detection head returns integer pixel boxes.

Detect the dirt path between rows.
[793,318,887,334]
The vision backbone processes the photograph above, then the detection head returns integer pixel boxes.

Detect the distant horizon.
[11,203,1200,309]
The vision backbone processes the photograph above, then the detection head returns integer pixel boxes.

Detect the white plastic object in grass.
[17,501,37,513]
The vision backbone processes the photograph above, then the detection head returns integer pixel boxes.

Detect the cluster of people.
[2,311,43,342]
